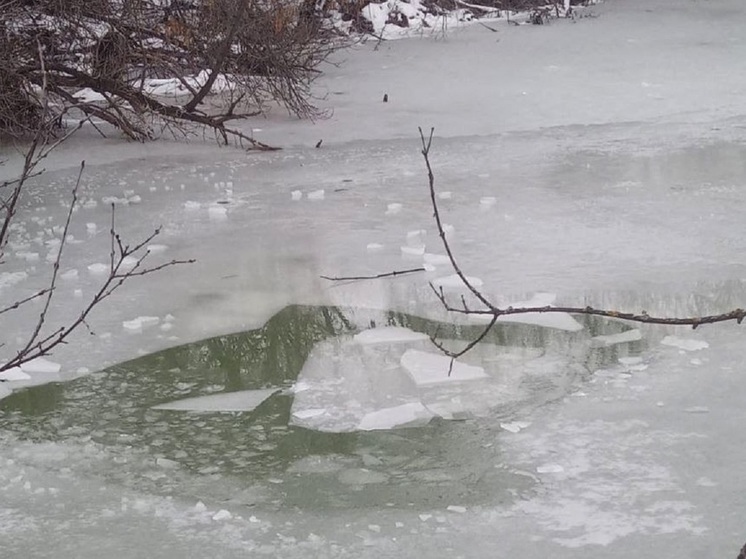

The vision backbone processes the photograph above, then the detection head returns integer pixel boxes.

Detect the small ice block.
[400,349,487,386]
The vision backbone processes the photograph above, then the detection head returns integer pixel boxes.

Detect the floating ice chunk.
[474,292,583,331]
[423,264,436,272]
[437,191,452,200]
[500,421,531,433]
[74,289,83,298]
[17,252,40,262]
[87,263,108,275]
[447,505,467,513]
[423,253,450,266]
[291,190,303,201]
[366,243,384,252]
[536,464,564,474]
[619,357,643,366]
[61,269,78,281]
[407,229,426,240]
[400,349,487,386]
[152,388,277,412]
[0,367,31,381]
[401,245,425,256]
[128,195,142,204]
[86,223,97,234]
[20,357,61,374]
[385,203,402,215]
[156,457,179,469]
[358,402,434,431]
[0,384,11,400]
[194,501,207,512]
[292,408,326,420]
[419,514,432,522]
[212,509,232,521]
[661,336,709,351]
[184,201,201,210]
[160,323,173,332]
[592,329,642,347]
[432,274,483,290]
[208,205,228,220]
[307,189,325,200]
[353,326,429,345]
[123,316,160,332]
[442,223,455,237]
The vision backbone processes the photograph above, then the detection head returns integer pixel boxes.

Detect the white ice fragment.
[368,524,381,533]
[479,196,497,209]
[423,253,450,266]
[87,263,108,275]
[160,323,173,332]
[164,314,175,322]
[592,329,642,346]
[357,402,434,431]
[184,201,201,210]
[437,191,452,200]
[194,501,207,512]
[661,336,709,351]
[291,190,303,201]
[500,421,531,433]
[20,357,61,374]
[432,274,483,290]
[442,224,455,237]
[122,319,143,333]
[152,388,277,412]
[156,458,179,469]
[353,326,429,345]
[128,195,142,204]
[212,509,233,521]
[446,505,467,513]
[61,269,78,281]
[17,252,40,262]
[292,408,326,419]
[536,464,564,474]
[147,244,168,254]
[684,406,710,414]
[86,222,97,234]
[618,357,643,366]
[0,383,11,400]
[400,245,425,256]
[248,515,260,523]
[400,349,487,386]
[385,203,402,215]
[419,514,432,522]
[74,289,83,298]
[366,243,384,252]
[406,229,426,240]
[307,189,325,200]
[0,367,31,381]
[423,263,436,272]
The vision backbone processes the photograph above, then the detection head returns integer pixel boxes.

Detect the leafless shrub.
[1,0,345,148]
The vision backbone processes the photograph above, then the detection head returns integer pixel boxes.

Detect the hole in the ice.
[0,305,644,509]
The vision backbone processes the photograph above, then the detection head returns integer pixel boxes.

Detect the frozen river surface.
[2,0,746,557]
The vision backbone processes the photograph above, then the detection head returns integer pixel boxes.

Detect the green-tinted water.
[0,305,643,509]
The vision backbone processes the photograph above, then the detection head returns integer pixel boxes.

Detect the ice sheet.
[353,327,429,345]
[152,388,278,412]
[400,349,488,386]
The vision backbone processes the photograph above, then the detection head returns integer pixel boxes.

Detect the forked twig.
[418,127,746,359]
[321,267,425,281]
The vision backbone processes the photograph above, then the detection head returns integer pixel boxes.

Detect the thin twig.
[320,267,425,281]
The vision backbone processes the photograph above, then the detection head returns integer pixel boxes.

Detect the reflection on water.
[0,305,643,509]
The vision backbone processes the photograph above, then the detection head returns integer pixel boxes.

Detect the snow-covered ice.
[353,326,429,345]
[2,1,746,557]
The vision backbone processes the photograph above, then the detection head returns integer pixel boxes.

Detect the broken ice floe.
[353,327,429,345]
[472,293,583,332]
[500,421,531,434]
[291,190,303,201]
[307,189,325,200]
[0,367,32,381]
[592,329,642,347]
[660,336,709,351]
[87,263,109,275]
[385,203,402,215]
[423,253,451,266]
[401,245,425,256]
[358,402,434,431]
[400,349,488,386]
[20,357,61,374]
[152,388,278,412]
[366,243,384,252]
[122,316,160,332]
